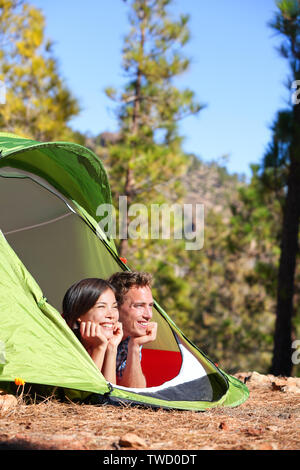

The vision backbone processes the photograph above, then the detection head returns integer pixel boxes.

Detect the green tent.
[0,132,249,411]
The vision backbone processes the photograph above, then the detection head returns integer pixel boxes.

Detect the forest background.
[0,0,299,378]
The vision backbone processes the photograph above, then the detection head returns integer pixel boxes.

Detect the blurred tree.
[105,0,203,256]
[174,194,273,372]
[262,109,300,376]
[0,0,79,141]
[224,164,282,372]
[267,0,300,376]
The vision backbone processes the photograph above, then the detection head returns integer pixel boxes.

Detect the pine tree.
[267,0,300,376]
[105,0,203,256]
[0,0,79,141]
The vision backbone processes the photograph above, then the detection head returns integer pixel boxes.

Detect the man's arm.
[102,322,123,384]
[117,340,146,388]
[117,322,157,388]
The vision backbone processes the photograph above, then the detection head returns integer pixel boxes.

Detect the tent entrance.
[0,133,249,410]
[0,169,184,387]
[0,168,227,398]
[0,169,121,311]
[118,334,225,403]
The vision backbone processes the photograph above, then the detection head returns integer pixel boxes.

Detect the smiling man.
[108,271,157,388]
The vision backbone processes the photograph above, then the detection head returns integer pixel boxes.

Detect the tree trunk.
[270,104,300,376]
[119,166,135,257]
[118,15,144,257]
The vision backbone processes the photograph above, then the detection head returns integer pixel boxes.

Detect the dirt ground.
[0,371,299,452]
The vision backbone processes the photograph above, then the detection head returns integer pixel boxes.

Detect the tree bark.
[270,102,300,376]
[119,166,135,257]
[118,11,145,257]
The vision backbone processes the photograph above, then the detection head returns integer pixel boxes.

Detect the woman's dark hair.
[62,278,116,330]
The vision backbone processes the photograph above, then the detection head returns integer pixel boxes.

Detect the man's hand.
[120,323,157,388]
[131,321,157,347]
[108,321,123,348]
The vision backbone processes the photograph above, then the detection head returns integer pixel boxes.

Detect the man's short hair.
[108,271,152,306]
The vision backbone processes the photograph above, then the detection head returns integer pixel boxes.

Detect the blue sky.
[30,0,289,179]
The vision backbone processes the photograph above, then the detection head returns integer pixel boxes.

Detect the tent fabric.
[0,132,249,411]
[0,132,114,247]
[0,173,121,310]
[0,231,109,395]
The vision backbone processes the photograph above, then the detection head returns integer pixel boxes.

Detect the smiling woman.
[62,278,123,384]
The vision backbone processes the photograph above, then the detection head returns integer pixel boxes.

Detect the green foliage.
[228,164,283,255]
[181,203,276,373]
[263,0,300,376]
[269,0,300,81]
[104,0,203,257]
[0,0,79,140]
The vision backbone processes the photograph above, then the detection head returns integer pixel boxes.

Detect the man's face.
[119,285,154,339]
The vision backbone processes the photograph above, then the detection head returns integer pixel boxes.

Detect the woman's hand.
[108,321,123,349]
[79,320,108,352]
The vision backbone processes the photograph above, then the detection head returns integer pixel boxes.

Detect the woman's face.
[78,288,119,339]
